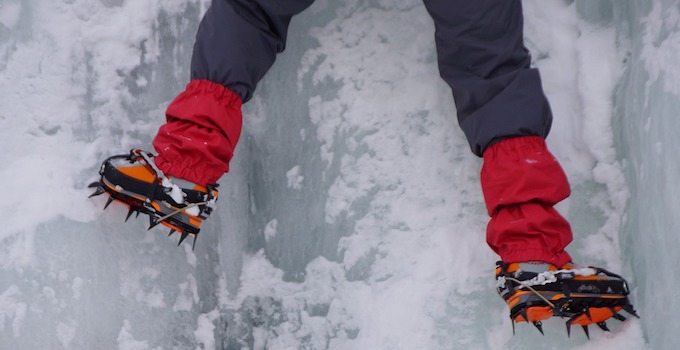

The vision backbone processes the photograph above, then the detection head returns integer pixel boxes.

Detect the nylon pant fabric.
[191,0,316,102]
[423,0,553,156]
[188,0,552,154]
[152,0,573,264]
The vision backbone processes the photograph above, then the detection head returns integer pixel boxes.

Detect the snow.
[117,320,150,350]
[57,319,77,349]
[286,165,304,190]
[264,219,278,242]
[162,177,185,204]
[0,0,674,348]
[194,309,219,350]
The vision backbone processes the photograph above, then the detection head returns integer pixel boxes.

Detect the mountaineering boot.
[88,149,218,248]
[495,261,639,338]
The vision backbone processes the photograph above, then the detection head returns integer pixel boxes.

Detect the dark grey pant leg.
[191,0,315,102]
[423,0,553,156]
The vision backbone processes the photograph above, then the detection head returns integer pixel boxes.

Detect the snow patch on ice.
[173,275,199,312]
[0,0,22,29]
[120,267,165,308]
[0,285,26,337]
[183,243,198,267]
[194,309,219,350]
[56,319,77,349]
[72,277,83,300]
[286,165,304,190]
[117,320,149,350]
[641,2,680,97]
[264,219,278,242]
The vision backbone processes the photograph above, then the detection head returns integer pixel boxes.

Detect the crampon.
[496,261,639,338]
[88,149,218,249]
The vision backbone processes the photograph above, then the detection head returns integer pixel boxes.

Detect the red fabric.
[152,79,242,185]
[481,136,572,266]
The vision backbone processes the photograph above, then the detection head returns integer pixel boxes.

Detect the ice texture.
[0,0,672,348]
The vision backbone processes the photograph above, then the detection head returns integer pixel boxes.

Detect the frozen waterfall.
[0,0,676,349]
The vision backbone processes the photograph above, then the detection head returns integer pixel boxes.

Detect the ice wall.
[571,1,680,348]
[0,0,664,349]
[0,1,227,349]
[606,1,680,348]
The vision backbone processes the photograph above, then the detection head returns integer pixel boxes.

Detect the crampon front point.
[88,149,218,249]
[496,261,639,338]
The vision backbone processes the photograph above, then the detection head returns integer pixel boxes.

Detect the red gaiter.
[152,80,243,186]
[481,136,572,266]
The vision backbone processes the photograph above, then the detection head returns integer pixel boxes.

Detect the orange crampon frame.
[496,261,639,338]
[89,149,218,249]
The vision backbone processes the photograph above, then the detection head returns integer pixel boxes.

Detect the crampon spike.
[584,308,592,321]
[533,321,544,335]
[511,321,516,335]
[192,235,198,251]
[566,313,583,338]
[103,196,114,210]
[148,217,160,230]
[88,183,106,198]
[178,232,190,246]
[89,188,105,198]
[125,208,136,222]
[596,322,610,332]
[566,321,572,338]
[519,309,529,323]
[612,313,627,322]
[609,307,627,321]
[582,325,590,340]
[622,304,640,318]
[168,229,176,237]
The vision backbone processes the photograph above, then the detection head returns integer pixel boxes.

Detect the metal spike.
[125,208,136,222]
[519,309,529,323]
[582,325,590,340]
[612,313,627,322]
[596,322,610,332]
[89,186,106,198]
[89,188,105,198]
[88,181,101,188]
[178,232,189,246]
[533,321,544,335]
[192,234,198,251]
[103,196,114,210]
[511,321,516,335]
[584,308,592,321]
[622,304,640,318]
[148,217,160,230]
[565,321,572,338]
[168,229,176,237]
[135,211,141,218]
